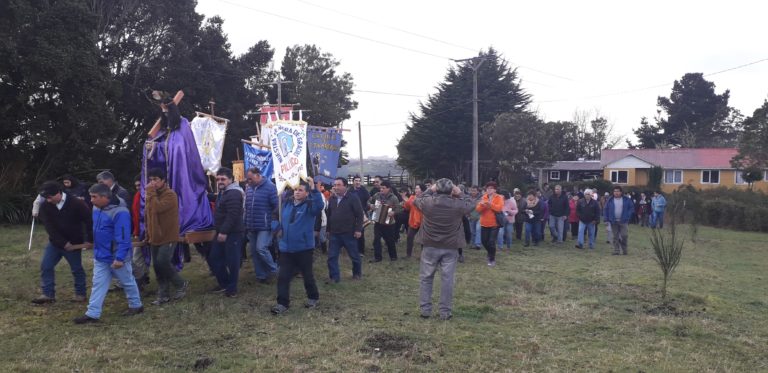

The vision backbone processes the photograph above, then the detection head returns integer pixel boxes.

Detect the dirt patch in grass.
[362,332,415,356]
[193,356,214,371]
[643,303,705,317]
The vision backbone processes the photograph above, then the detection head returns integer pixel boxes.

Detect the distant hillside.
[339,157,409,178]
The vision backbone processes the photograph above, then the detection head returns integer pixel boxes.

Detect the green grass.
[1,223,767,372]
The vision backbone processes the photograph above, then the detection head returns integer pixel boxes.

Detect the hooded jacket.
[276,190,324,253]
[92,196,132,264]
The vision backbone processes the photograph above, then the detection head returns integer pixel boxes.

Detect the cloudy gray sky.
[196,0,768,158]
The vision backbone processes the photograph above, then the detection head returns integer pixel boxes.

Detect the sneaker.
[31,295,55,305]
[173,280,189,300]
[457,255,465,263]
[209,286,226,294]
[121,306,144,316]
[574,244,583,250]
[487,260,496,267]
[151,297,170,306]
[304,299,319,309]
[324,279,339,285]
[72,294,87,303]
[73,315,99,324]
[420,311,431,319]
[224,292,237,298]
[271,304,289,315]
[439,313,453,321]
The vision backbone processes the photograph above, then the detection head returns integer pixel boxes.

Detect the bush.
[0,192,33,224]
[692,187,768,232]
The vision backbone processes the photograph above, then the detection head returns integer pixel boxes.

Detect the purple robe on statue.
[140,117,214,268]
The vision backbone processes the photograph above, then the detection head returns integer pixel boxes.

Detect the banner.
[190,116,227,174]
[243,143,274,180]
[308,127,343,184]
[270,121,307,194]
[258,105,293,147]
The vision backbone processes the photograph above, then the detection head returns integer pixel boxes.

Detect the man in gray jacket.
[414,178,474,320]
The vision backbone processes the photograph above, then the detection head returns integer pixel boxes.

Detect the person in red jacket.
[568,194,580,240]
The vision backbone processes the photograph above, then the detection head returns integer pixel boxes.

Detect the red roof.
[601,148,738,169]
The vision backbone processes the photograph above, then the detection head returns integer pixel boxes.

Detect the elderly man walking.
[604,186,635,255]
[415,178,474,320]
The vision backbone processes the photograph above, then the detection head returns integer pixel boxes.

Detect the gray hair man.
[414,178,474,320]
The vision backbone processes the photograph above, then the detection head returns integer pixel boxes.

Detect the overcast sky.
[196,0,768,158]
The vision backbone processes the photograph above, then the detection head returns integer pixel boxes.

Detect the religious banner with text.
[307,127,343,184]
[270,120,307,194]
[243,143,274,180]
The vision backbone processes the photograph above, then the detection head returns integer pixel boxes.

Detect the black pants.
[406,226,419,257]
[570,222,579,239]
[357,231,366,255]
[480,226,499,261]
[514,222,524,240]
[276,250,319,308]
[373,223,397,260]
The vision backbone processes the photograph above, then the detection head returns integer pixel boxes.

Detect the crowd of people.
[30,169,669,323]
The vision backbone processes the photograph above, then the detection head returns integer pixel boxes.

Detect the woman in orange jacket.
[403,184,426,258]
[475,181,504,267]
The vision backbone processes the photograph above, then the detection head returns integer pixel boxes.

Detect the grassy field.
[1,223,767,372]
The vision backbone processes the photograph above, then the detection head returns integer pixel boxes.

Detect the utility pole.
[358,121,364,177]
[454,57,487,186]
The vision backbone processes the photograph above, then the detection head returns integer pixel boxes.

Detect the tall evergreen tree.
[397,48,530,180]
[632,73,739,148]
[732,100,768,169]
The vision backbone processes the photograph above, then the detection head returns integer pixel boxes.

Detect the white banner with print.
[190,115,228,174]
[269,120,307,194]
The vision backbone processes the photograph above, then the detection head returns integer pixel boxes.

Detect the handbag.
[495,211,506,228]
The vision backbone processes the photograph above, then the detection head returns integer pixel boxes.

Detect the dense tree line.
[0,0,356,222]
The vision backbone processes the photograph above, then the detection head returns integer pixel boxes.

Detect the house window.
[610,170,628,184]
[549,171,560,180]
[735,171,746,185]
[664,170,683,184]
[701,170,720,184]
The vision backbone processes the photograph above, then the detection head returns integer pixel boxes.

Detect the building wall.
[603,168,637,186]
[655,169,768,193]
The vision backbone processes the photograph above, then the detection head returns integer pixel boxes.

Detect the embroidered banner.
[243,143,274,180]
[307,127,343,184]
[269,121,307,194]
[190,116,227,174]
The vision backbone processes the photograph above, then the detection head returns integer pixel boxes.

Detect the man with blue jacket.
[74,184,143,324]
[271,177,324,315]
[244,167,279,283]
[650,191,667,229]
[603,186,635,256]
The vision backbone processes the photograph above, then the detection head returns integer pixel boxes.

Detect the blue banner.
[243,143,274,180]
[308,127,343,184]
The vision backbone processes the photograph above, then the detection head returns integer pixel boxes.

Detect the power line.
[360,100,474,127]
[536,56,768,103]
[292,0,575,82]
[215,0,453,60]
[355,89,425,98]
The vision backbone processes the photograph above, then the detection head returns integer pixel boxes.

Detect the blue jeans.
[248,230,278,280]
[548,215,567,242]
[86,260,142,319]
[473,220,482,247]
[651,211,664,228]
[525,221,541,244]
[469,218,479,247]
[40,243,86,298]
[497,222,513,248]
[577,221,597,249]
[327,232,362,281]
[210,232,244,294]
